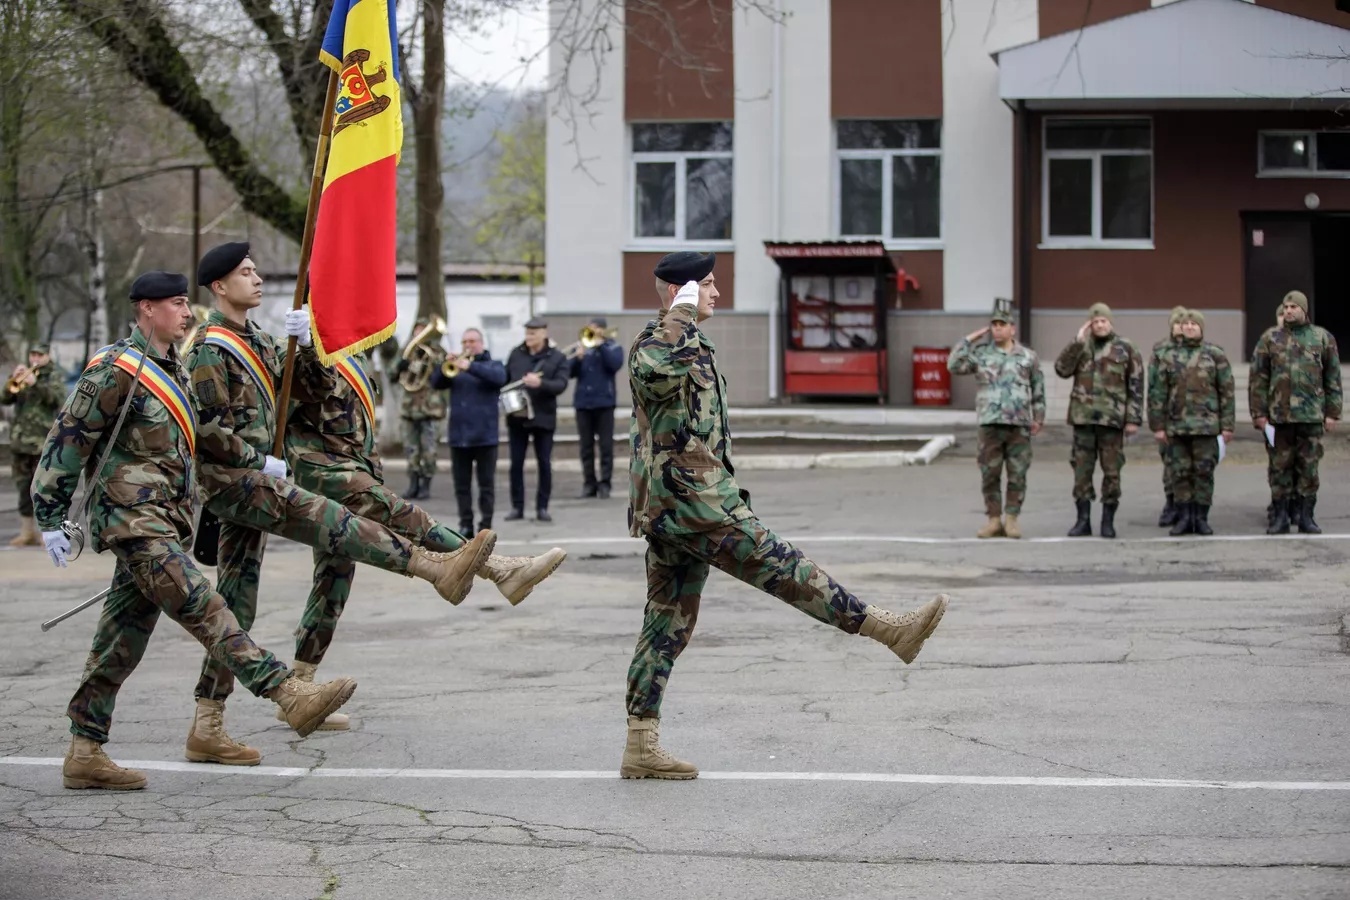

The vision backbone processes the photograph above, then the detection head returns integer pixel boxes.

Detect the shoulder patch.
[70,377,99,419]
[194,375,219,407]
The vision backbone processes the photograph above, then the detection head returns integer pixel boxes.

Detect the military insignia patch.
[194,376,218,407]
[70,378,98,419]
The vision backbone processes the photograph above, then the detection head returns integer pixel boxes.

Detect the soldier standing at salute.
[620,252,947,781]
[1148,307,1188,528]
[1054,303,1143,539]
[33,271,357,791]
[1250,290,1342,535]
[1147,310,1234,536]
[2,341,66,547]
[947,301,1045,540]
[186,242,495,765]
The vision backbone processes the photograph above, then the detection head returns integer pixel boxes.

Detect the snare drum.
[499,386,529,417]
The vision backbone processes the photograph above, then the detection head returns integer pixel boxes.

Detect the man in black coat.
[504,317,568,522]
[570,317,624,499]
[431,328,506,535]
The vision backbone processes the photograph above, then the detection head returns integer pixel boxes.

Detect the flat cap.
[129,270,190,301]
[589,316,608,329]
[654,251,716,284]
[524,317,548,329]
[197,241,250,287]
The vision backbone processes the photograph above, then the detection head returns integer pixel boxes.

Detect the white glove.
[42,530,70,568]
[672,280,700,307]
[283,309,312,347]
[261,455,288,479]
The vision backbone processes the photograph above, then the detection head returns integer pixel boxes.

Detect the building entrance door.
[1243,213,1350,359]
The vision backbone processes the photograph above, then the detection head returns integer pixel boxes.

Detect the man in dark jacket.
[504,318,568,522]
[570,317,624,499]
[431,328,506,535]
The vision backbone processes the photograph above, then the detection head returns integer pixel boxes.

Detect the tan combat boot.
[275,661,350,731]
[10,516,40,547]
[478,548,568,605]
[859,596,949,664]
[62,736,147,790]
[406,530,497,605]
[976,516,1004,539]
[270,674,357,738]
[620,716,698,780]
[1003,515,1022,539]
[185,698,262,765]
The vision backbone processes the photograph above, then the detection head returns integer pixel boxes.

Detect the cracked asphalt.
[0,452,1347,900]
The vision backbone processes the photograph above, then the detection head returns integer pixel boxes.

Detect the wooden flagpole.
[272,69,341,458]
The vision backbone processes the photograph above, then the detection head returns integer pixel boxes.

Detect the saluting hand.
[1077,321,1091,342]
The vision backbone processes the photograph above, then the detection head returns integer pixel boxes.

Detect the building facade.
[546,0,1350,408]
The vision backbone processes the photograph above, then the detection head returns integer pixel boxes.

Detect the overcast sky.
[446,2,549,89]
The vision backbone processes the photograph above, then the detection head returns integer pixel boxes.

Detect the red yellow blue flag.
[308,0,403,364]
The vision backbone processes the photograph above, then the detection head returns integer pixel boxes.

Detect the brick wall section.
[1038,0,1150,38]
[831,0,942,119]
[624,0,735,121]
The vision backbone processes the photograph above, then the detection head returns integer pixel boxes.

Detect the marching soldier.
[282,350,567,730]
[947,301,1045,540]
[1054,303,1143,539]
[33,271,357,791]
[395,318,448,500]
[1148,307,1188,528]
[1147,310,1234,536]
[186,242,495,764]
[1250,290,1342,535]
[2,341,66,547]
[621,252,947,780]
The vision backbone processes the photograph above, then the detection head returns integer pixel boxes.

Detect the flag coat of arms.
[308,0,403,364]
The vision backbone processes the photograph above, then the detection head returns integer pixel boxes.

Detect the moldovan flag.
[308,0,403,364]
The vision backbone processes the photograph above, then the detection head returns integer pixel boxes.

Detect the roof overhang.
[996,0,1350,110]
[763,241,898,277]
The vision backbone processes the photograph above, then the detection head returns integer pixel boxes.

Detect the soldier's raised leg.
[1068,426,1096,536]
[1169,437,1196,536]
[1191,436,1219,535]
[1294,424,1324,534]
[976,425,1006,539]
[1002,427,1032,539]
[1268,425,1297,534]
[1098,426,1125,539]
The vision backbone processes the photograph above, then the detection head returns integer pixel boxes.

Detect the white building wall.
[732,4,781,317]
[778,0,833,243]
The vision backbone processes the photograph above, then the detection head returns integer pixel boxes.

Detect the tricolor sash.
[86,345,197,455]
[335,356,376,425]
[204,326,276,411]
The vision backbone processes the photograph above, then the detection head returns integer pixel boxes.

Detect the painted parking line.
[493,533,1350,548]
[1,758,1346,791]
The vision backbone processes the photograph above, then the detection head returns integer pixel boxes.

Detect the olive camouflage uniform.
[1147,335,1182,497]
[1147,337,1235,506]
[31,330,290,743]
[1249,321,1342,501]
[625,303,870,719]
[1,362,65,516]
[1055,333,1144,503]
[947,337,1045,516]
[400,344,448,480]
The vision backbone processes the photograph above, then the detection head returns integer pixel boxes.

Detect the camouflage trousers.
[69,536,290,743]
[1070,425,1126,504]
[197,469,417,701]
[626,518,870,719]
[1270,423,1323,501]
[977,425,1032,516]
[292,465,465,666]
[403,418,440,479]
[12,451,37,517]
[1166,435,1219,506]
[1158,440,1174,495]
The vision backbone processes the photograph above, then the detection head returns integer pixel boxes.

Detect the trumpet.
[179,304,212,351]
[399,315,447,392]
[6,365,32,394]
[562,324,619,359]
[440,351,474,379]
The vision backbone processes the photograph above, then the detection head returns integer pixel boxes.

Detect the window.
[1259,131,1350,177]
[836,120,941,243]
[631,122,733,242]
[1043,118,1152,246]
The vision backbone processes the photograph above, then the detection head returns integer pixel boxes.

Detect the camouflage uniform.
[1249,321,1342,502]
[188,311,420,702]
[31,330,290,743]
[285,353,464,665]
[1055,333,1144,503]
[1147,335,1182,497]
[1,362,65,516]
[1147,336,1235,507]
[625,303,870,719]
[400,344,448,481]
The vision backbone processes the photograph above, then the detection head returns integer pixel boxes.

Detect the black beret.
[197,241,250,287]
[654,251,716,284]
[524,317,548,329]
[129,270,190,301]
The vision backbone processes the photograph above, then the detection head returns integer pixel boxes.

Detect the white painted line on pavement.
[2,757,1346,791]
[494,533,1350,548]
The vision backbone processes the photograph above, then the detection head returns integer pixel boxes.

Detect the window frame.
[833,119,944,249]
[1040,115,1154,251]
[1257,129,1350,180]
[628,121,735,248]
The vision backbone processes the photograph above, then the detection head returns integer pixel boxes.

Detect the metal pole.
[41,587,111,632]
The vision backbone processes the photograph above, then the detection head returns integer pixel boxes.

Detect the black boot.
[1297,496,1321,534]
[1267,498,1291,535]
[416,476,432,500]
[1265,501,1276,528]
[1158,494,1178,528]
[505,508,524,521]
[1193,504,1213,536]
[402,473,421,500]
[459,520,474,538]
[1169,501,1194,536]
[1067,499,1092,537]
[1100,503,1118,539]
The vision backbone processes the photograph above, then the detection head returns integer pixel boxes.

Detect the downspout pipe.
[1016,99,1032,346]
[767,0,784,402]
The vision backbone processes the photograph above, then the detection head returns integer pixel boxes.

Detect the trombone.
[561,324,619,359]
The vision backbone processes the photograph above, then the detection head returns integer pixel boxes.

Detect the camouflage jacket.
[400,344,448,421]
[1054,333,1144,428]
[186,309,332,496]
[947,338,1046,428]
[31,331,196,552]
[285,353,384,488]
[1,362,66,454]
[1249,322,1343,425]
[628,303,750,537]
[1146,338,1235,436]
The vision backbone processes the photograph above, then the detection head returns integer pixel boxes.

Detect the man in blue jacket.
[432,328,506,536]
[570,317,625,499]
